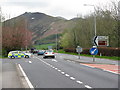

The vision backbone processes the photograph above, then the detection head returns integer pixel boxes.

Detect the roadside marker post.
[90,46,98,62]
[76,46,83,59]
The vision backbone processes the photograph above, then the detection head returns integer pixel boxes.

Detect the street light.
[84,4,97,37]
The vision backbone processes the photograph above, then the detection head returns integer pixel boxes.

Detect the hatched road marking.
[81,63,120,74]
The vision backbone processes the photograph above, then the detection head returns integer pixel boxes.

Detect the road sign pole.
[93,55,95,62]
[78,52,80,59]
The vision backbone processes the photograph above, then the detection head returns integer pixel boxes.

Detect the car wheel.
[52,56,55,58]
[25,55,29,58]
[11,56,15,59]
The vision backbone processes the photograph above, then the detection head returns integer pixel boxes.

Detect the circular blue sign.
[90,48,98,55]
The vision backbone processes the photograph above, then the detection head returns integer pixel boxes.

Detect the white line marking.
[70,77,75,80]
[52,59,58,62]
[61,72,65,74]
[46,63,50,66]
[18,64,34,88]
[50,65,53,67]
[65,74,70,77]
[85,85,92,89]
[103,69,118,75]
[58,70,61,72]
[52,67,55,69]
[55,68,58,70]
[76,80,83,84]
[28,61,32,63]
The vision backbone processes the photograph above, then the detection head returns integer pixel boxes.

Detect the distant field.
[34,43,56,50]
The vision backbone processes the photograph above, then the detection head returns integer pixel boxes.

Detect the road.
[2,53,119,89]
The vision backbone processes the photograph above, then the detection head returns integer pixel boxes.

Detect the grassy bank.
[54,49,120,61]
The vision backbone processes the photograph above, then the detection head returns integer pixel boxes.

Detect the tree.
[2,17,32,56]
[60,1,119,49]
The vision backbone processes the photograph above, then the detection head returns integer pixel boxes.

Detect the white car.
[8,51,32,59]
[43,50,55,58]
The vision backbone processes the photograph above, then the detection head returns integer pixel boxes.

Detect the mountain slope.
[4,12,77,44]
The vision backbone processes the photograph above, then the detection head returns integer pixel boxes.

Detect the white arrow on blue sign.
[90,48,98,55]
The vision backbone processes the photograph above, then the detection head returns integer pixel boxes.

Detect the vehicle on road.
[32,49,38,54]
[43,50,55,58]
[37,50,45,55]
[8,51,32,59]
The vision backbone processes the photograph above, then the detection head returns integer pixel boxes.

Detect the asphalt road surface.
[2,53,119,89]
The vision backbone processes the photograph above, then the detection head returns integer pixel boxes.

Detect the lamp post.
[56,32,58,51]
[84,4,96,37]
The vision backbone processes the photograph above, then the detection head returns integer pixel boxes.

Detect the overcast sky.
[0,0,119,20]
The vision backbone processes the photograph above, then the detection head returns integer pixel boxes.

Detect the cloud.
[0,1,50,8]
[0,0,117,20]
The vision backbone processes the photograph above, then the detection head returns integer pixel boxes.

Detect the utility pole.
[84,4,97,45]
[56,33,58,51]
[25,17,28,52]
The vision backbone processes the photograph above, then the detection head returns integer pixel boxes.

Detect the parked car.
[43,50,55,58]
[32,49,38,54]
[8,51,32,59]
[37,50,45,55]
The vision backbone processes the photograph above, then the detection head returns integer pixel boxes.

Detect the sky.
[0,0,119,20]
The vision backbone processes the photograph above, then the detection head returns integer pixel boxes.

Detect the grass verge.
[54,49,120,61]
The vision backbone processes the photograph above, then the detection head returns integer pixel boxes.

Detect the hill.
[4,12,77,45]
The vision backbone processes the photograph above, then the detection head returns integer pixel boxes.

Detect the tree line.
[60,2,119,49]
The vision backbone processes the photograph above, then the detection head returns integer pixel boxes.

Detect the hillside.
[4,12,77,44]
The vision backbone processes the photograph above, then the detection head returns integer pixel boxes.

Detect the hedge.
[64,47,120,57]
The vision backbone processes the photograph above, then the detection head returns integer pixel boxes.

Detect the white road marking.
[65,74,70,77]
[18,64,34,88]
[52,67,55,69]
[55,68,58,70]
[46,63,50,66]
[103,69,118,75]
[85,85,92,89]
[61,72,65,74]
[35,56,94,88]
[76,80,83,84]
[52,59,58,62]
[71,61,75,63]
[70,77,75,80]
[28,61,32,63]
[50,65,53,67]
[58,70,61,72]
